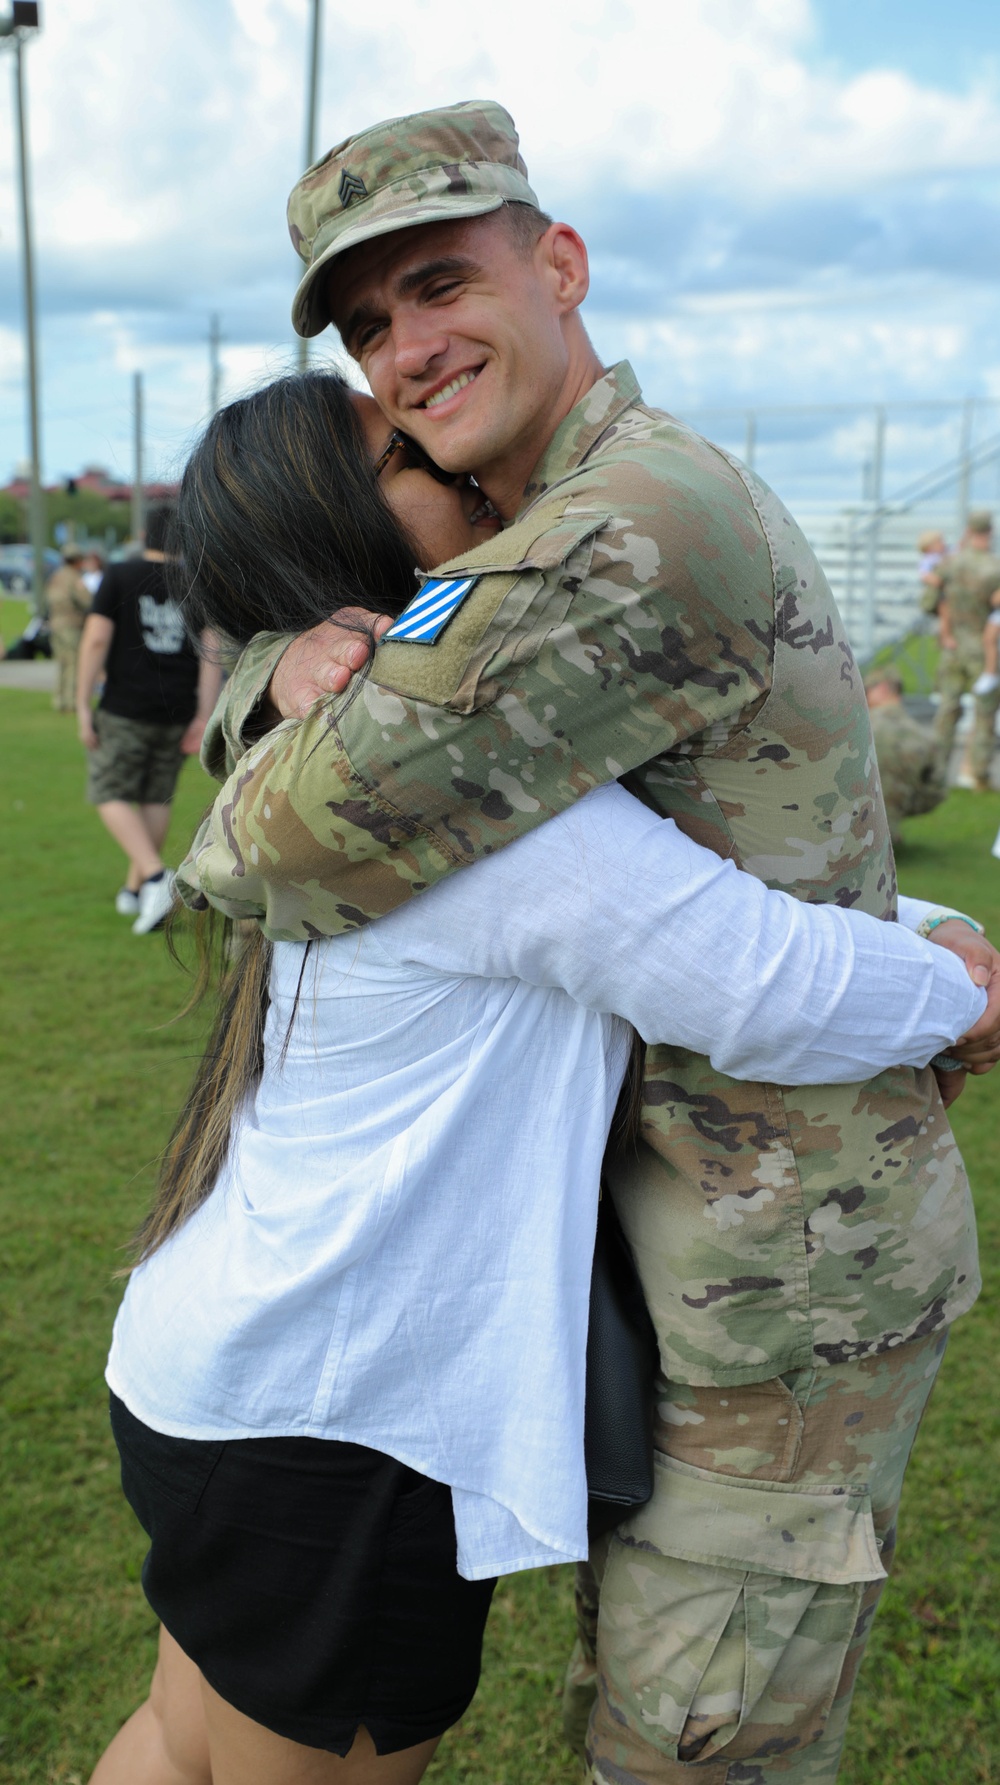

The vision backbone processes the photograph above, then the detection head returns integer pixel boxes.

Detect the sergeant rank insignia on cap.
[338,169,367,207]
[381,575,479,644]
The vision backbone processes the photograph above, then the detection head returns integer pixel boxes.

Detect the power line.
[131,371,144,543]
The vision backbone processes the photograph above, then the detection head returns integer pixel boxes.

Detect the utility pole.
[1,3,45,614]
[208,312,222,415]
[862,404,886,662]
[956,398,974,538]
[131,371,145,546]
[297,0,323,373]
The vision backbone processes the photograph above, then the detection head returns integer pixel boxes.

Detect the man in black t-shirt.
[76,505,221,934]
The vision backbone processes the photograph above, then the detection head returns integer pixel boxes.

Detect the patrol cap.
[61,543,84,562]
[967,508,993,533]
[287,100,539,339]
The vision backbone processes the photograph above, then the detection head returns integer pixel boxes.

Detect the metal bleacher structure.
[798,428,1000,671]
[681,401,1000,682]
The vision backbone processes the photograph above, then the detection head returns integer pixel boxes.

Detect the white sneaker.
[132,869,176,935]
[115,887,140,917]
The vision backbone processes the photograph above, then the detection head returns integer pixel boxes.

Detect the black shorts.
[110,1394,496,1756]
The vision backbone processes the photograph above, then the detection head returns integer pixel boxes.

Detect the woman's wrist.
[916,910,985,941]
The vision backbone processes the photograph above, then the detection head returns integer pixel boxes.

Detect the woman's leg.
[89,1624,442,1785]
[89,1625,211,1785]
[200,1677,441,1785]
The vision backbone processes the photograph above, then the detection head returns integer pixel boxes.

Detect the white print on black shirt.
[138,593,187,655]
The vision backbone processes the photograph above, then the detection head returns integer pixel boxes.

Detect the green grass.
[1,693,998,1785]
[1,597,32,650]
[867,629,941,695]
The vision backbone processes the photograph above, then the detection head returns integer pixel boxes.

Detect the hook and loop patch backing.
[382,576,480,644]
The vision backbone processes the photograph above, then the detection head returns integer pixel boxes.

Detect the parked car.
[0,545,61,593]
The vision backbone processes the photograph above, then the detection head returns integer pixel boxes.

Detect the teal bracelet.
[917,911,985,940]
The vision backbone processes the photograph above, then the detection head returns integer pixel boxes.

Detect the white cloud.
[0,321,24,380]
[0,0,998,492]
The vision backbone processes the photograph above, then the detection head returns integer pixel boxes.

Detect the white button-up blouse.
[107,783,984,1579]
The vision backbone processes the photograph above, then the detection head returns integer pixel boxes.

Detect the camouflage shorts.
[86,709,188,807]
[564,1330,946,1784]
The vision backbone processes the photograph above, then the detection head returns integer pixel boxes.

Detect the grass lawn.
[1,692,998,1785]
[867,629,941,695]
[1,597,32,651]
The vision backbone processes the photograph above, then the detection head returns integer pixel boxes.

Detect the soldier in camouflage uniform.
[176,104,990,1784]
[46,544,92,712]
[933,510,1000,787]
[864,668,946,847]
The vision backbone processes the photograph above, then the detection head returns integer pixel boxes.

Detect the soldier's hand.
[930,920,1000,1073]
[77,708,98,750]
[268,611,395,722]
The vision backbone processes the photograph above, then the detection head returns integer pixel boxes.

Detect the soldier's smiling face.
[327,212,591,515]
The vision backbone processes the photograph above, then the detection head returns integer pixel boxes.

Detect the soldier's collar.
[517,361,641,513]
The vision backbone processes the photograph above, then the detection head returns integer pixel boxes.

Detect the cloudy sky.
[1,0,999,507]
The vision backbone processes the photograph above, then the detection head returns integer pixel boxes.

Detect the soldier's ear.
[540,224,590,316]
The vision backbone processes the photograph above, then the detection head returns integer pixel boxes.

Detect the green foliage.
[0,693,997,1784]
[44,490,130,548]
[0,490,130,548]
[0,492,24,544]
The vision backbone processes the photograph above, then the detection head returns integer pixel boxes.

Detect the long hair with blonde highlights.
[135,371,420,1264]
[134,919,271,1264]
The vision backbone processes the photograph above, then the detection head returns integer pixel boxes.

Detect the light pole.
[1,2,45,614]
[131,371,144,546]
[297,0,322,373]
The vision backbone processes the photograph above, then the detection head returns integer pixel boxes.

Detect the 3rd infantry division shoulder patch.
[380,576,480,644]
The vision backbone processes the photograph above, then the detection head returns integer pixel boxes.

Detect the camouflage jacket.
[179,362,979,1388]
[46,566,91,633]
[937,547,1000,635]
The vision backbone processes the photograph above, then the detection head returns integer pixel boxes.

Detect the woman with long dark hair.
[91,372,990,1785]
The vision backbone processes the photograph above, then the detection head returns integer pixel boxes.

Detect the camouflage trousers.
[51,628,82,714]
[563,1330,946,1784]
[934,632,1000,781]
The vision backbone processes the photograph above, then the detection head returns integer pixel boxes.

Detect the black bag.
[584,1189,658,1539]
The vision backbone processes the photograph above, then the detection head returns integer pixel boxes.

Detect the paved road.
[0,661,56,691]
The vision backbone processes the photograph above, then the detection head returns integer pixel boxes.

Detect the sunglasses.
[373,429,461,487]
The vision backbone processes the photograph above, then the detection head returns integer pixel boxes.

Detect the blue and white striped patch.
[381,575,479,645]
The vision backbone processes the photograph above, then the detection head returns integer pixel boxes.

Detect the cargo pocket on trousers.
[596,1451,886,1768]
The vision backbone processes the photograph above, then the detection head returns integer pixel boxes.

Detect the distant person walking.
[934,509,1000,789]
[76,506,221,933]
[46,544,92,713]
[80,549,106,598]
[865,668,946,847]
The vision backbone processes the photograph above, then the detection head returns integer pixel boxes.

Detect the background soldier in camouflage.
[933,509,1000,788]
[46,544,92,713]
[864,667,946,847]
[176,103,999,1784]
